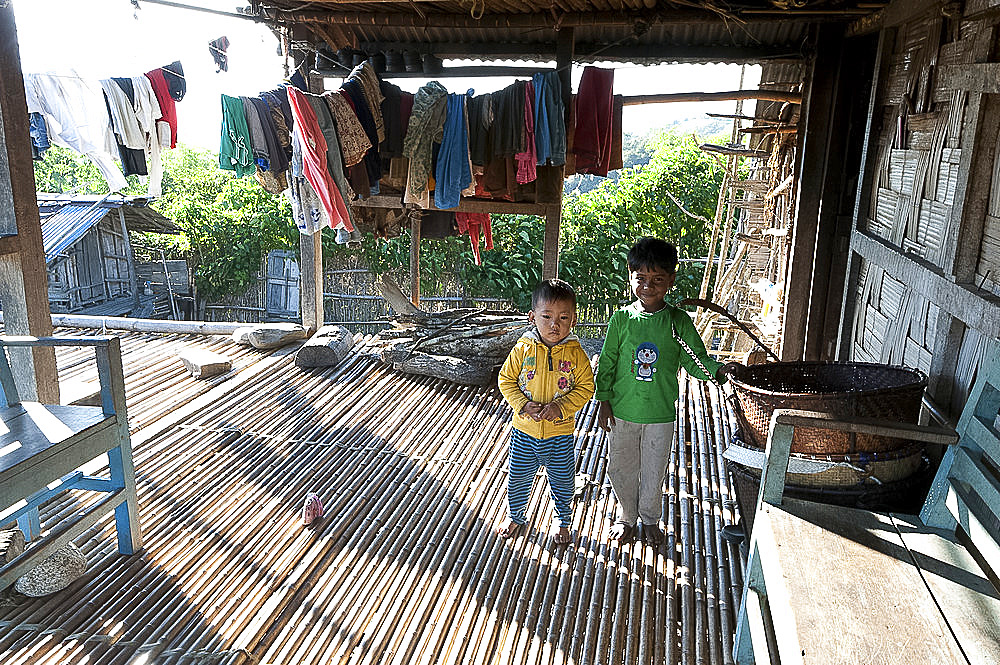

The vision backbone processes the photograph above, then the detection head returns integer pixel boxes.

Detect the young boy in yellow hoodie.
[498,279,595,544]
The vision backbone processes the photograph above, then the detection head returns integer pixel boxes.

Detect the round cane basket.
[729,361,927,454]
[728,457,934,534]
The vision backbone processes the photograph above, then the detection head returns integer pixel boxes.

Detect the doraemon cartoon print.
[634,342,658,382]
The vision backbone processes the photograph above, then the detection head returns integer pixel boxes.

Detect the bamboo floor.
[0,330,746,665]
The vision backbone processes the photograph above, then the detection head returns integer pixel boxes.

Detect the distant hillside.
[564,116,732,197]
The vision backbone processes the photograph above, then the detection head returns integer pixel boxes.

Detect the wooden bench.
[733,355,1000,665]
[0,336,141,589]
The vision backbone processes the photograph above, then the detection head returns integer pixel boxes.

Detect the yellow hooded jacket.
[498,328,596,439]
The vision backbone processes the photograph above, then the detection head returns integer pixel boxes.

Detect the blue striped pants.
[507,429,576,528]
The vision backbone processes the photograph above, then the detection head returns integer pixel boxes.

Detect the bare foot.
[552,526,572,545]
[609,522,634,542]
[640,522,664,545]
[497,518,523,539]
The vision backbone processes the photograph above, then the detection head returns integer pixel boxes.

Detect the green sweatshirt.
[595,302,724,423]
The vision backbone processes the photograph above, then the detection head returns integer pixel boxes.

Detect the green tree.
[342,130,724,315]
[149,147,297,300]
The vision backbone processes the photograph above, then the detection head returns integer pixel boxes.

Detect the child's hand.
[597,400,615,431]
[716,362,744,383]
[538,402,563,421]
[521,401,544,421]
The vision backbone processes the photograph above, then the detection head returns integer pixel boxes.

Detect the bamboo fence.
[0,329,745,665]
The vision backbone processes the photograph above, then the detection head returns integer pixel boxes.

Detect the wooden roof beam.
[261,8,820,30]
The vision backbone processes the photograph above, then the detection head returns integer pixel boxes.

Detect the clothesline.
[217,60,620,265]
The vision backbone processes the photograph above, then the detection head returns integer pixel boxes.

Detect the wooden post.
[0,5,57,403]
[295,69,328,332]
[780,25,831,361]
[117,206,140,311]
[542,27,573,282]
[409,214,421,307]
[299,231,324,333]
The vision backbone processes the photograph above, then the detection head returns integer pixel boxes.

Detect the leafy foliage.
[34,145,297,301]
[150,148,297,300]
[33,128,723,312]
[333,130,724,314]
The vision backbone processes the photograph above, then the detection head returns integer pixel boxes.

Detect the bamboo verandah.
[0,330,745,665]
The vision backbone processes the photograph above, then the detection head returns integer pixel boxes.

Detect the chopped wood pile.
[370,276,528,385]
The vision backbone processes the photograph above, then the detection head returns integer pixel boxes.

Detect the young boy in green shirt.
[596,237,740,542]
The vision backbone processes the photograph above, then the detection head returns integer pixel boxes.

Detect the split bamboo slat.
[0,330,745,665]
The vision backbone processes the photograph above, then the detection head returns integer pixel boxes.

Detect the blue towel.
[434,93,473,210]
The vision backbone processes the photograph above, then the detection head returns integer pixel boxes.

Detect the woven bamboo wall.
[849,9,998,403]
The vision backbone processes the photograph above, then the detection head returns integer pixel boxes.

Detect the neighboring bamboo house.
[38,194,183,317]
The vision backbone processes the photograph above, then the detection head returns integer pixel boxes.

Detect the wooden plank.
[851,228,1000,340]
[764,499,969,664]
[349,195,553,216]
[891,514,1000,665]
[625,90,801,105]
[938,63,1000,94]
[771,409,959,444]
[320,65,557,79]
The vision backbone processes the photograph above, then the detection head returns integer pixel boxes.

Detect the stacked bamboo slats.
[0,329,746,665]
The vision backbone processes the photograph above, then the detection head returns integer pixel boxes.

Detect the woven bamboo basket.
[727,435,926,487]
[728,458,934,534]
[729,361,927,454]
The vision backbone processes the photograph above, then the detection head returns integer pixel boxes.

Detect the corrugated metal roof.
[257,0,886,62]
[40,199,109,263]
[37,194,180,264]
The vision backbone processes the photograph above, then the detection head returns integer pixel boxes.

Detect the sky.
[12,0,760,152]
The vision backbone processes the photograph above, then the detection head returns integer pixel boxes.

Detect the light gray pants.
[607,418,676,526]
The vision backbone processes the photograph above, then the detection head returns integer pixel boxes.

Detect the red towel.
[572,66,614,177]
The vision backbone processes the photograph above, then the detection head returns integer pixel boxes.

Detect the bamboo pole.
[624,90,802,105]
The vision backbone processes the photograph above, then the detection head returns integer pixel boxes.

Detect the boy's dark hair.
[531,278,577,309]
[627,237,678,274]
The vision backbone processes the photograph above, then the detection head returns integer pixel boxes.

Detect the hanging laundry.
[346,62,385,144]
[241,97,272,170]
[209,36,231,73]
[515,81,537,185]
[24,72,128,192]
[434,93,473,210]
[220,93,255,177]
[533,71,566,166]
[339,79,381,194]
[467,92,493,167]
[287,129,330,235]
[322,91,370,167]
[402,81,447,207]
[145,66,178,148]
[287,86,353,233]
[573,66,615,177]
[161,61,186,101]
[379,81,407,159]
[303,93,358,238]
[456,212,493,265]
[28,112,50,160]
[289,70,308,92]
[102,78,147,176]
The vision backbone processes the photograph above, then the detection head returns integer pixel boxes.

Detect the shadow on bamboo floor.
[0,338,746,665]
